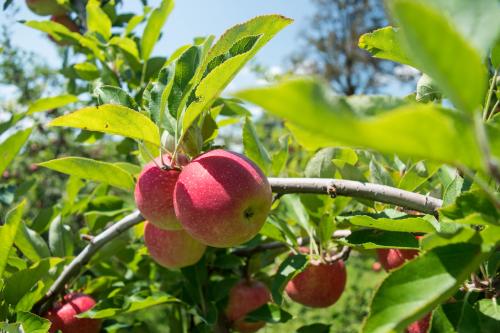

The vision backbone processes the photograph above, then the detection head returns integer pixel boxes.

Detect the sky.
[2,0,315,92]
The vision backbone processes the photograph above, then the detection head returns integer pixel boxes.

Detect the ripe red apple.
[376,248,419,271]
[43,293,101,333]
[406,312,432,333]
[144,221,206,269]
[285,255,347,308]
[135,155,185,230]
[26,0,67,16]
[174,149,272,247]
[225,280,271,333]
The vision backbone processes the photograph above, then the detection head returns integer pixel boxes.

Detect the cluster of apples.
[25,0,79,44]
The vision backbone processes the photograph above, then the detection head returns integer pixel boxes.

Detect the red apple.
[135,155,184,230]
[225,280,271,333]
[43,293,101,333]
[26,0,67,16]
[144,221,206,269]
[406,312,432,333]
[285,255,347,308]
[174,149,272,247]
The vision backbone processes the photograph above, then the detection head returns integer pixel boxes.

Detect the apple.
[225,280,271,333]
[406,312,431,333]
[174,149,272,247]
[376,248,419,271]
[135,155,185,230]
[43,293,101,333]
[144,221,206,269]
[285,254,347,308]
[26,0,67,16]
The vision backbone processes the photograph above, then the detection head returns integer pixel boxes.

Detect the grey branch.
[36,177,442,310]
[270,178,442,215]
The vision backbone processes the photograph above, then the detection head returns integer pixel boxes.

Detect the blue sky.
[2,0,314,91]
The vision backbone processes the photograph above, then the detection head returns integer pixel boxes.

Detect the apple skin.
[406,312,431,333]
[174,149,272,248]
[376,248,419,271]
[144,221,206,269]
[26,0,67,16]
[225,280,271,333]
[135,155,184,230]
[285,258,347,308]
[43,293,101,333]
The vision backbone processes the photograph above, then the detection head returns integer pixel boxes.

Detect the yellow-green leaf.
[49,104,160,146]
[39,157,135,191]
[141,0,174,60]
[0,200,26,278]
[0,128,32,175]
[86,0,112,40]
[27,95,78,114]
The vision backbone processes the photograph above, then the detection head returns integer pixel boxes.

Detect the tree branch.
[270,178,442,215]
[35,177,442,311]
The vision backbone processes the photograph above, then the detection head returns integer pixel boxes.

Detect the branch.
[270,178,442,215]
[36,177,442,310]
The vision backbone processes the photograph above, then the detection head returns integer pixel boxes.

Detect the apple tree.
[0,0,499,332]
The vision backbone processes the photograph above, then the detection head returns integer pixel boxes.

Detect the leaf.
[86,0,111,40]
[345,230,419,250]
[362,243,490,333]
[304,148,337,178]
[399,161,440,192]
[390,0,487,113]
[271,135,289,176]
[181,15,292,133]
[49,104,160,146]
[27,95,78,114]
[0,128,32,175]
[73,62,100,81]
[0,201,25,278]
[39,157,135,191]
[242,117,272,174]
[3,259,50,308]
[14,223,50,262]
[416,74,442,103]
[246,304,292,324]
[440,190,500,226]
[342,215,438,233]
[475,299,500,333]
[141,0,174,60]
[271,254,308,305]
[48,216,74,257]
[17,312,51,333]
[369,158,394,186]
[236,78,483,169]
[358,26,413,66]
[94,86,139,109]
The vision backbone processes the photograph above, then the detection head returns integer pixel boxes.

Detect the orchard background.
[0,0,499,332]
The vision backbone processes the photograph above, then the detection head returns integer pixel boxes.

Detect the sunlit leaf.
[0,128,32,175]
[0,201,25,278]
[27,95,78,114]
[141,0,174,60]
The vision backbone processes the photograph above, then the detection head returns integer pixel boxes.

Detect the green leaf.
[27,95,78,114]
[39,157,135,191]
[399,161,441,192]
[94,86,139,109]
[430,306,456,333]
[369,158,394,186]
[246,304,292,324]
[362,243,490,333]
[243,117,272,174]
[49,104,160,146]
[416,74,442,103]
[345,230,419,250]
[0,128,32,175]
[236,78,483,169]
[440,190,500,226]
[181,15,292,133]
[475,299,500,333]
[271,254,308,305]
[3,259,50,308]
[358,27,413,66]
[304,148,337,178]
[48,216,74,257]
[141,0,174,60]
[86,0,111,40]
[390,0,487,113]
[14,223,50,262]
[271,135,289,176]
[342,215,438,233]
[0,201,25,278]
[73,62,100,80]
[17,312,51,333]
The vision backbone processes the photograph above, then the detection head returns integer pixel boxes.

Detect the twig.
[35,178,442,310]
